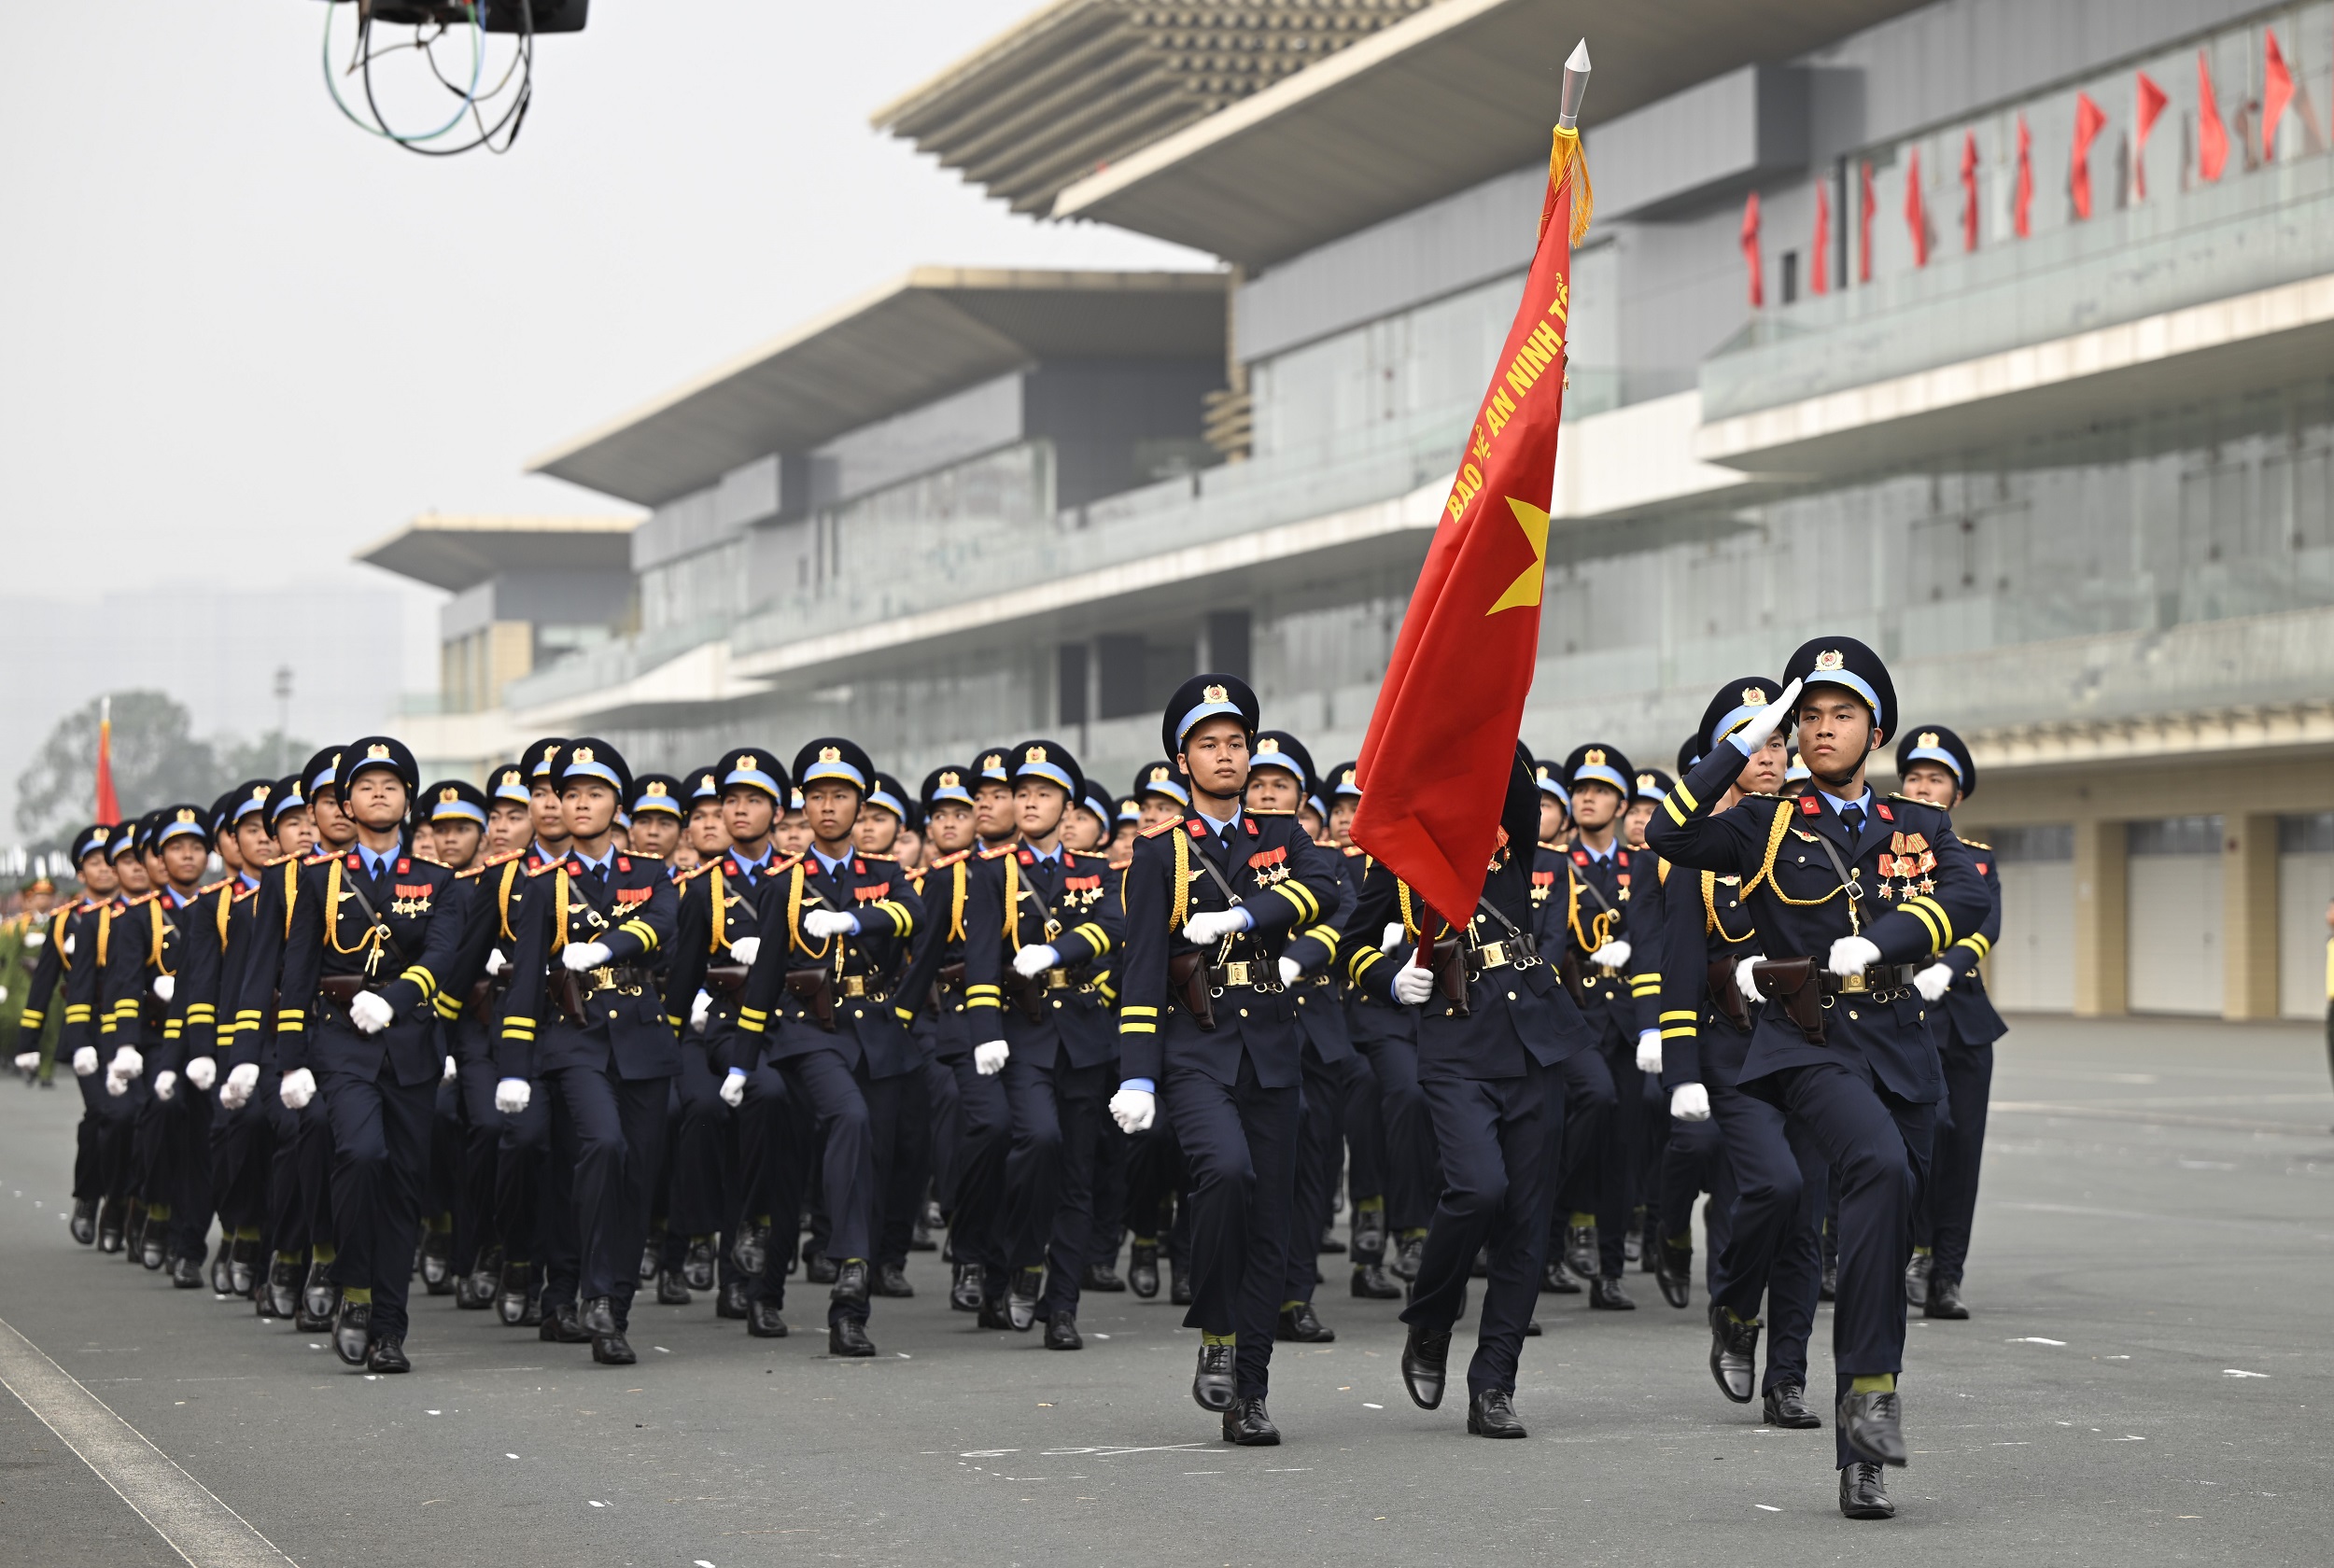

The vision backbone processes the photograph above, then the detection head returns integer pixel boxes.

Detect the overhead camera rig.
[315,0,589,157]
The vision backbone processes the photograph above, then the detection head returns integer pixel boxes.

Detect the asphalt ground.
[0,1014,2328,1568]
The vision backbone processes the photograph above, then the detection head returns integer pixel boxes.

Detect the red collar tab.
[1570,848,1589,866]
[568,860,586,875]
[725,860,742,875]
[395,857,411,875]
[1187,819,1205,837]
[1798,794,1822,816]
[1245,818,1259,836]
[345,853,362,870]
[1875,802,1894,822]
[852,859,866,875]
[617,855,631,873]
[1018,848,1035,865]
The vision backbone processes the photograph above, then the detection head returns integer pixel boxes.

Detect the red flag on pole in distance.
[1904,147,1929,266]
[1959,131,1979,250]
[1858,161,1877,280]
[2071,92,2107,219]
[94,694,120,823]
[1350,97,1592,930]
[2197,51,2229,181]
[2133,71,2168,198]
[2263,29,2295,161]
[1740,191,1764,306]
[2014,113,2034,234]
[1811,181,1831,295]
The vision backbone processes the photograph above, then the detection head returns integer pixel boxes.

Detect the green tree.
[14,692,222,852]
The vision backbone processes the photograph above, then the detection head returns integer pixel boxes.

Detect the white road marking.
[2223,1369,2271,1379]
[0,1313,295,1568]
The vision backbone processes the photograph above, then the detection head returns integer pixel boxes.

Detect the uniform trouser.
[924,1051,963,1213]
[73,1064,139,1202]
[265,1084,333,1261]
[425,1076,463,1234]
[997,1056,1108,1318]
[944,1054,1011,1273]
[1915,1036,1993,1286]
[1756,1062,1934,1468]
[1592,1029,1645,1278]
[1089,1098,1129,1268]
[208,1092,274,1239]
[1635,1065,1670,1242]
[162,1087,215,1261]
[129,1087,168,1205]
[1550,1045,1618,1253]
[317,1065,433,1341]
[878,1061,932,1269]
[495,1088,552,1269]
[1166,1055,1300,1401]
[1121,1119,1182,1245]
[775,1047,879,1324]
[1704,1081,1826,1393]
[1341,1052,1384,1252]
[450,1055,501,1277]
[666,1038,728,1241]
[728,1063,794,1308]
[1655,1113,1723,1250]
[541,1063,669,1331]
[1354,1029,1435,1232]
[1400,1060,1563,1397]
[1283,1052,1353,1305]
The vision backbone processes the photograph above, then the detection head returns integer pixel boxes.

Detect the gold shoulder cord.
[1567,864,1616,952]
[1741,799,1838,907]
[55,909,74,972]
[553,867,571,955]
[707,865,727,953]
[97,906,112,970]
[949,861,969,944]
[148,902,175,976]
[216,886,232,945]
[498,860,521,943]
[1169,830,1192,931]
[282,859,302,940]
[322,858,387,973]
[788,861,830,960]
[1003,853,1022,955]
[1701,869,1756,945]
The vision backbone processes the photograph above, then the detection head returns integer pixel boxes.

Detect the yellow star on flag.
[1485,497,1550,615]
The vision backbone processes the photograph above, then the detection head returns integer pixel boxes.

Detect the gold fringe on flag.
[1539,124,1593,247]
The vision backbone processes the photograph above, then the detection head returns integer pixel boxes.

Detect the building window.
[1780,250,1798,305]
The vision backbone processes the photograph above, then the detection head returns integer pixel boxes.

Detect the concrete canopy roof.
[355,512,640,594]
[1052,0,1929,267]
[525,267,1229,508]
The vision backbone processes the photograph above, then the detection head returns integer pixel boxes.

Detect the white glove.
[278,1068,316,1111]
[61,932,74,958]
[494,1078,531,1115]
[1736,956,1765,1003]
[973,1040,1009,1076]
[105,1071,128,1097]
[1391,956,1435,1006]
[151,974,175,1003]
[21,930,38,948]
[1182,909,1249,945]
[690,989,711,1029]
[719,1068,747,1108]
[185,1057,217,1092]
[154,1070,177,1101]
[1635,1029,1663,1073]
[485,949,508,977]
[1914,962,1954,1002]
[727,936,761,967]
[1109,1087,1156,1134]
[1736,675,1804,756]
[108,1045,144,1082]
[1590,940,1631,970]
[0,984,8,1002]
[1670,1083,1712,1121]
[72,1045,99,1077]
[443,1054,458,1084]
[347,991,395,1034]
[1012,944,1059,978]
[12,1051,38,1072]
[562,940,612,972]
[1278,956,1303,987]
[1827,934,1882,978]
[1380,922,1407,954]
[219,1061,259,1110]
[803,910,857,940]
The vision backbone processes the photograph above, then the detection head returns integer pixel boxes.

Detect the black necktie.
[1839,805,1866,839]
[586,861,610,899]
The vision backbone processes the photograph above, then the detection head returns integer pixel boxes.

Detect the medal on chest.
[1875,832,1935,901]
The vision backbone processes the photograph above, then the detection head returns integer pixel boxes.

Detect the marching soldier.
[431,776,521,1312]
[25,826,122,1246]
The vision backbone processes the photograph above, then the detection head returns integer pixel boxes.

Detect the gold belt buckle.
[1838,972,1869,994]
[838,975,866,998]
[587,965,618,991]
[1045,968,1072,990]
[1476,940,1510,969]
[1595,962,1622,979]
[1219,960,1253,987]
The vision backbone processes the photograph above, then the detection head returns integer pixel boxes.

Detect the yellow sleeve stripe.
[433,995,462,1019]
[1661,1025,1698,1040]
[1673,780,1698,812]
[398,965,437,1000]
[873,901,915,936]
[186,1002,216,1020]
[1658,1009,1696,1023]
[1347,946,1386,986]
[1954,932,1990,959]
[1663,794,1690,827]
[1118,1021,1156,1035]
[65,1004,91,1021]
[618,918,659,951]
[276,1016,304,1034]
[233,1008,261,1022]
[1119,1004,1158,1018]
[163,1021,183,1041]
[1301,924,1342,957]
[666,1015,686,1030]
[20,1009,41,1027]
[1269,882,1320,923]
[1074,922,1111,954]
[1901,895,1952,949]
[966,996,1002,1011]
[964,983,1002,999]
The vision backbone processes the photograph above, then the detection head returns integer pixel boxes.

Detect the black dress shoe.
[873,1262,914,1298]
[139,1229,168,1271]
[1623,1228,1643,1267]
[1708,1303,1759,1404]
[1128,1239,1160,1298]
[683,1237,717,1292]
[580,1296,619,1337]
[747,1300,789,1337]
[1168,1264,1192,1307]
[592,1331,638,1366]
[732,1220,769,1278]
[171,1254,204,1289]
[1352,1204,1386,1259]
[1082,1260,1126,1293]
[717,1280,750,1320]
[542,1303,592,1344]
[96,1197,124,1253]
[208,1252,234,1295]
[977,1293,1014,1331]
[331,1301,373,1365]
[1222,1396,1280,1446]
[1277,1301,1335,1342]
[1588,1276,1635,1310]
[1391,1234,1425,1281]
[1839,1461,1895,1519]
[830,1259,869,1306]
[656,1269,692,1306]
[1925,1278,1969,1320]
[297,1267,339,1333]
[422,1229,454,1292]
[639,1239,661,1286]
[805,1253,838,1285]
[949,1263,984,1312]
[1524,1318,1541,1337]
[229,1239,259,1298]
[1318,1224,1346,1255]
[908,1215,938,1253]
[1351,1262,1401,1299]
[1838,1389,1907,1465]
[263,1257,301,1319]
[1468,1388,1527,1438]
[1400,1325,1450,1410]
[366,1337,411,1374]
[1044,1311,1082,1351]
[70,1198,96,1245]
[496,1263,532,1325]
[454,1270,487,1309]
[1564,1224,1597,1281]
[1656,1239,1693,1309]
[1006,1267,1043,1330]
[1762,1382,1822,1429]
[827,1318,877,1357]
[1904,1251,1931,1309]
[1540,1257,1583,1295]
[1191,1342,1236,1412]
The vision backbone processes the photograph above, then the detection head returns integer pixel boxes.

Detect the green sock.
[1570,1211,1596,1227]
[312,1244,337,1265]
[342,1287,373,1306]
[235,1226,261,1241]
[1357,1197,1385,1214]
[1133,1235,1158,1247]
[148,1203,171,1221]
[1399,1227,1428,1243]
[1911,1245,1932,1256]
[274,1251,302,1265]
[1666,1232,1692,1247]
[1201,1330,1236,1348]
[1724,1307,1761,1328]
[1851,1373,1896,1394]
[1280,1300,1305,1314]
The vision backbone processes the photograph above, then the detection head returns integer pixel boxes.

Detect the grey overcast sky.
[0,1,1207,609]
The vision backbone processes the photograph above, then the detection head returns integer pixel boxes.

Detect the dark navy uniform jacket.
[1655,866,1760,1090]
[894,848,988,1063]
[1339,847,1418,1054]
[495,851,679,1082]
[99,890,186,1052]
[664,850,781,1074]
[1114,808,1339,1091]
[227,852,335,1075]
[962,841,1125,1071]
[1646,745,1990,1104]
[426,848,541,1068]
[736,850,925,1080]
[1283,843,1357,1066]
[1928,842,2006,1046]
[166,875,262,1072]
[8,900,82,1057]
[1531,841,1665,1040]
[276,847,462,1088]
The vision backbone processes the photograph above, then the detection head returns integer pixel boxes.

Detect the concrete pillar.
[2221,812,2282,1020]
[2073,819,2127,1016]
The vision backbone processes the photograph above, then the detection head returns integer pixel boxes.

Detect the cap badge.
[1202,683,1229,704]
[819,746,842,764]
[645,780,668,796]
[1025,745,1047,764]
[1584,748,1606,767]
[1742,685,1766,706]
[1814,649,1845,672]
[938,770,960,789]
[571,746,595,765]
[1637,774,1655,790]
[1918,731,1939,748]
[1257,737,1279,753]
[251,784,270,800]
[367,742,390,761]
[93,828,108,842]
[176,807,198,823]
[439,786,459,804]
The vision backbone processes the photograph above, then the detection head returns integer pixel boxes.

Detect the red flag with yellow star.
[1351,124,1587,927]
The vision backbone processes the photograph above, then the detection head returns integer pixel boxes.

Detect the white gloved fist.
[151,974,175,1003]
[1589,940,1632,970]
[13,1051,39,1072]
[803,910,857,940]
[973,1041,1009,1076]
[1736,676,1805,755]
[347,990,395,1035]
[1670,1083,1712,1122]
[1391,956,1435,1006]
[72,1045,100,1077]
[1827,935,1882,978]
[1109,1087,1155,1134]
[494,1078,531,1115]
[219,1061,260,1110]
[1635,1029,1664,1073]
[727,935,761,967]
[1278,956,1304,987]
[1181,909,1248,945]
[21,929,39,949]
[1380,922,1407,954]
[185,1057,217,1092]
[278,1068,316,1111]
[442,1054,458,1085]
[1914,962,1954,1002]
[689,989,711,1030]
[61,932,74,958]
[153,1070,177,1101]
[1012,944,1059,978]
[485,949,508,977]
[105,1071,129,1096]
[719,1069,747,1108]
[1736,955,1765,1003]
[108,1046,144,1082]
[561,940,612,972]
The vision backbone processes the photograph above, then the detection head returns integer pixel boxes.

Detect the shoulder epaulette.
[861,851,897,863]
[1961,838,1991,851]
[976,844,1013,858]
[1248,806,1297,818]
[197,877,232,896]
[1139,819,1180,839]
[628,850,667,861]
[1342,844,1367,857]
[302,849,334,864]
[678,859,724,883]
[931,848,972,868]
[456,862,490,880]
